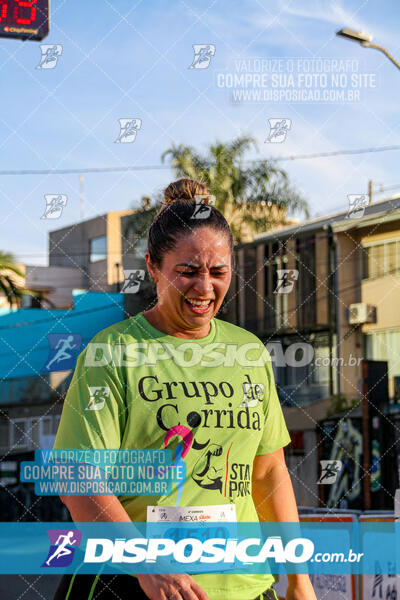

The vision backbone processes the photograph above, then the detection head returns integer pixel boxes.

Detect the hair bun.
[163,177,210,206]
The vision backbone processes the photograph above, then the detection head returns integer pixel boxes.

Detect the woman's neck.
[142,306,211,339]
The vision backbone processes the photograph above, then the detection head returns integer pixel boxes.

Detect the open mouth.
[184,298,214,314]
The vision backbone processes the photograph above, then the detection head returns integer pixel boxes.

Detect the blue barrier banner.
[0,522,398,575]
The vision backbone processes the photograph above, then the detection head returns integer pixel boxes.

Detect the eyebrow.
[176,263,229,269]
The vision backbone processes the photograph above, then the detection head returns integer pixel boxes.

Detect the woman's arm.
[252,448,317,600]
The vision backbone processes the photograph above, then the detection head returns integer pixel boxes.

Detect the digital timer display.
[0,0,49,41]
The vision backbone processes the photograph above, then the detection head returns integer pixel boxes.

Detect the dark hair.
[147,178,234,268]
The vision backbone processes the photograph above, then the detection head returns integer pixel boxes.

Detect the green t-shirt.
[54,312,291,600]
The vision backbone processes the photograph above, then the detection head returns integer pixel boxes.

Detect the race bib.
[146,504,238,573]
[147,504,237,523]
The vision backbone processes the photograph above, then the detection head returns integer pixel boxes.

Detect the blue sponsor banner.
[0,291,124,381]
[0,522,398,575]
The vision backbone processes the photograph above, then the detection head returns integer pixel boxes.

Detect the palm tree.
[161,136,309,242]
[0,251,40,308]
[123,196,161,256]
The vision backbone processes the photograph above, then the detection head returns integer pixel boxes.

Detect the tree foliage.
[161,135,309,242]
[0,251,36,308]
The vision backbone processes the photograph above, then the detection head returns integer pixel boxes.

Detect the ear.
[144,252,158,283]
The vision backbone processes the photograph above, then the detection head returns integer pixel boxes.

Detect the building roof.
[48,209,135,234]
[242,194,400,246]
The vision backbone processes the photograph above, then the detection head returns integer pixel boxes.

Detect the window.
[362,247,369,279]
[366,330,400,380]
[10,419,29,449]
[296,236,316,327]
[20,294,42,309]
[243,247,257,331]
[90,236,107,262]
[271,242,281,329]
[42,417,52,435]
[9,416,60,451]
[364,239,400,279]
[312,344,331,384]
[264,242,291,330]
[0,421,9,450]
[263,245,272,330]
[30,418,40,447]
[372,244,385,278]
[52,415,61,434]
[128,236,147,258]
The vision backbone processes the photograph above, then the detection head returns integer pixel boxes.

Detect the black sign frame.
[0,0,49,41]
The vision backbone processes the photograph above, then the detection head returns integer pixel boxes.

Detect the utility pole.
[115,263,121,292]
[80,174,85,219]
[368,179,373,205]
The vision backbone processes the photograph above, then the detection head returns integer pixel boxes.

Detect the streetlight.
[336,28,400,71]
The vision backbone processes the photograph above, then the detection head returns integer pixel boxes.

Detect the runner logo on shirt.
[192,444,251,499]
[86,386,110,411]
[192,444,224,491]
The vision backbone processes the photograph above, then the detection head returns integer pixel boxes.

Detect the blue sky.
[0,0,399,265]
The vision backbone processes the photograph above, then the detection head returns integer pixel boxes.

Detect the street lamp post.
[336,28,400,71]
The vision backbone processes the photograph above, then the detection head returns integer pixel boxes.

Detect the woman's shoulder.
[86,314,144,345]
[76,315,145,368]
[213,317,264,346]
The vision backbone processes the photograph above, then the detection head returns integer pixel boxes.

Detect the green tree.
[161,135,309,242]
[0,251,45,308]
[123,196,161,256]
[326,394,362,417]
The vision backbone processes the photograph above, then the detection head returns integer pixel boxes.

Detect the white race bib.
[147,503,237,523]
[145,504,238,573]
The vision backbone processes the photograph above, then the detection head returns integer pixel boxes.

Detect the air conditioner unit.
[348,303,376,325]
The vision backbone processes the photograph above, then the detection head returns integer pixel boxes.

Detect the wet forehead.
[169,231,231,267]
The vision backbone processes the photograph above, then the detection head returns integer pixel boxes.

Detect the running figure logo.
[318,460,342,484]
[265,119,291,143]
[347,194,368,219]
[192,444,224,492]
[274,269,298,294]
[86,386,110,411]
[191,195,216,219]
[239,381,264,408]
[42,529,82,567]
[189,44,216,69]
[115,118,142,143]
[43,334,82,372]
[121,270,145,293]
[41,194,67,219]
[37,45,63,69]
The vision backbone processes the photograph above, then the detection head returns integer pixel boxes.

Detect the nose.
[192,273,214,296]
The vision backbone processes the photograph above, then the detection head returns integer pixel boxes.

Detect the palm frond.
[160,136,309,242]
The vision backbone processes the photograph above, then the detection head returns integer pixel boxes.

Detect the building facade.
[224,195,400,506]
[48,209,134,293]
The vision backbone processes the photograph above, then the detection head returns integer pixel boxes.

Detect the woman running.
[53,178,316,600]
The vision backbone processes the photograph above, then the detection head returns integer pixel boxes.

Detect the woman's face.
[145,228,232,334]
